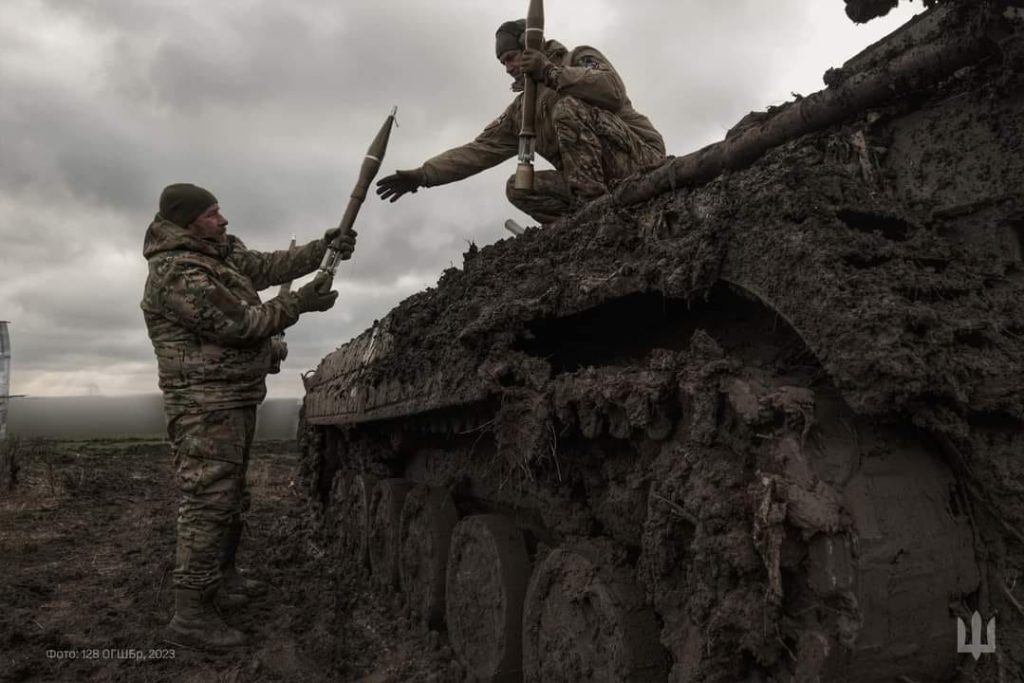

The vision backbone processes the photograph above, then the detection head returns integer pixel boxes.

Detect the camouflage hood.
[143,214,230,261]
[543,39,568,63]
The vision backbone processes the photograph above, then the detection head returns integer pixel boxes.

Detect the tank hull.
[302,4,1024,680]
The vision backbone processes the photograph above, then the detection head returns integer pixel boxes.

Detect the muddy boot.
[222,563,267,598]
[215,586,250,609]
[164,588,249,650]
[221,519,267,598]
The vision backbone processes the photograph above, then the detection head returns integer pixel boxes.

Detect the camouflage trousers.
[167,407,256,591]
[506,95,665,223]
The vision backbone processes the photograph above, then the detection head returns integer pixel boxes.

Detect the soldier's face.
[190,204,228,241]
[499,50,522,79]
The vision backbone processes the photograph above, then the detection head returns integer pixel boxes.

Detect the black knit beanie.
[495,19,526,59]
[159,183,218,228]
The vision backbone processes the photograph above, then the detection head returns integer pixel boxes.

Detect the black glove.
[519,48,551,81]
[323,228,357,260]
[296,272,338,313]
[268,337,288,374]
[376,168,425,203]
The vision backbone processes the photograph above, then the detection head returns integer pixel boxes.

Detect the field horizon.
[4,394,301,441]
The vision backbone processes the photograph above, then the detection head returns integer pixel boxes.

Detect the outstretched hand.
[376,168,425,203]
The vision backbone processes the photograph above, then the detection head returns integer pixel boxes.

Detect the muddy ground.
[0,437,457,683]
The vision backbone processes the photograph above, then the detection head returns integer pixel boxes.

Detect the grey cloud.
[14,284,143,333]
[114,2,505,114]
[8,330,152,370]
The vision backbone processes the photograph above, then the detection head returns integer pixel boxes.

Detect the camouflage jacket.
[140,216,325,413]
[421,40,665,187]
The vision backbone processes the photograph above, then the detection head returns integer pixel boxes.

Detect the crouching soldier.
[140,183,353,648]
[376,18,666,224]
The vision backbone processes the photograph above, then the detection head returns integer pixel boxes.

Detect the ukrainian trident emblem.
[956,612,996,659]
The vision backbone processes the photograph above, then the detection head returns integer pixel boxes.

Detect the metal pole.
[0,322,10,441]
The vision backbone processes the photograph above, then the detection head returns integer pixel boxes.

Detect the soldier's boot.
[164,587,249,650]
[221,519,267,599]
[215,585,250,609]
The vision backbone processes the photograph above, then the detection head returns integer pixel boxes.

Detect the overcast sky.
[0,0,922,399]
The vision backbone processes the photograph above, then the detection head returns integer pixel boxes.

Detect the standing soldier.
[375,19,666,225]
[140,183,354,648]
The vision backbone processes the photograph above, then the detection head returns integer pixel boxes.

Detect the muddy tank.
[299,2,1024,681]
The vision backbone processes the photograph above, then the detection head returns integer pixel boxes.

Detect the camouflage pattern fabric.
[505,170,574,224]
[168,407,255,590]
[420,39,665,220]
[504,95,666,223]
[552,94,665,198]
[140,216,325,412]
[141,216,326,591]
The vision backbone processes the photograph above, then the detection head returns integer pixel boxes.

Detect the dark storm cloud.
[0,0,922,397]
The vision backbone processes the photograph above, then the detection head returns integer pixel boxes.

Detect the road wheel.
[399,485,458,627]
[446,514,530,682]
[522,541,667,682]
[368,478,413,590]
[338,473,376,572]
[327,469,351,530]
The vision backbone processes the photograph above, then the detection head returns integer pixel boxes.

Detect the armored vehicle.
[300,2,1024,680]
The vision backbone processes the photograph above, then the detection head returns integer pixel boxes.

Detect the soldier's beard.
[202,232,228,246]
[510,74,524,93]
